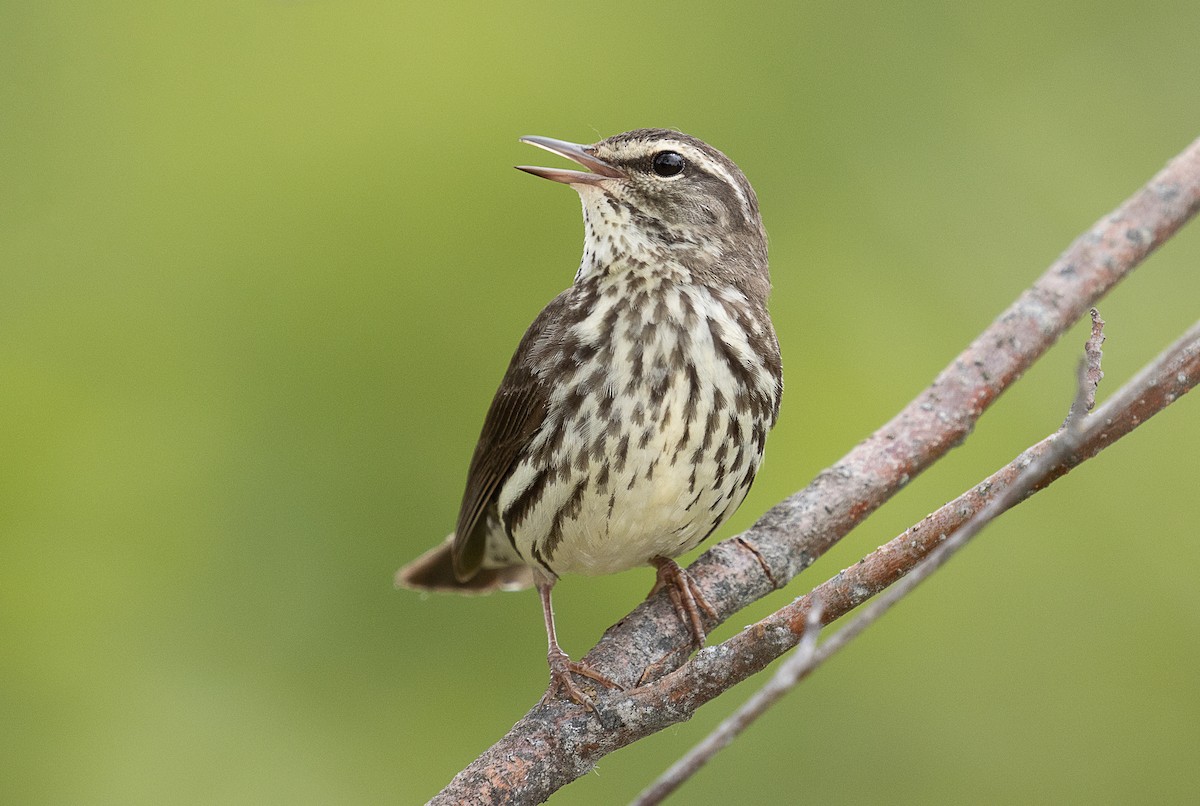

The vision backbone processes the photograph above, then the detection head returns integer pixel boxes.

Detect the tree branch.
[630,601,827,806]
[628,314,1200,745]
[429,136,1200,805]
[632,309,1113,805]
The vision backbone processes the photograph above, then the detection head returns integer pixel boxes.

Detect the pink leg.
[537,578,623,710]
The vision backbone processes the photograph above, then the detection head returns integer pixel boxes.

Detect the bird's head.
[517,129,768,295]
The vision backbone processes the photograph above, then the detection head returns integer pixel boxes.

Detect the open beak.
[516,136,624,186]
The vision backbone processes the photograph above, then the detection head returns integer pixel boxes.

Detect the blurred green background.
[3,1,1199,803]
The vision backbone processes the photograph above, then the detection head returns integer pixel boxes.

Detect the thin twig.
[1067,308,1106,424]
[630,603,825,806]
[428,138,1200,806]
[778,324,1104,694]
[433,318,1200,806]
[647,318,1200,715]
[633,315,1110,803]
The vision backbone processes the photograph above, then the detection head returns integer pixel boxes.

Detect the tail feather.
[395,536,534,595]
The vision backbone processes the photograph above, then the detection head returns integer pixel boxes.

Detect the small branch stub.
[429,136,1200,806]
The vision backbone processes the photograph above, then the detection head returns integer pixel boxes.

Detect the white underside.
[494,279,769,577]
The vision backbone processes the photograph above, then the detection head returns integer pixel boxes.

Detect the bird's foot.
[542,646,624,712]
[649,556,718,647]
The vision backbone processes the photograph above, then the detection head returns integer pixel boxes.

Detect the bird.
[396,128,782,709]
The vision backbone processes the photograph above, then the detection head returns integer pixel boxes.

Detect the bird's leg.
[536,578,623,711]
[649,556,718,647]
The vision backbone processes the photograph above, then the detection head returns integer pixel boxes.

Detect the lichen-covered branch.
[429,136,1200,805]
[638,317,1200,725]
[632,308,1120,805]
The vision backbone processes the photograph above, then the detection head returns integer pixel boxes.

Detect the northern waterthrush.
[397,129,782,708]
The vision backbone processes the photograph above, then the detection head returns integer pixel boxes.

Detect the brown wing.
[450,290,570,580]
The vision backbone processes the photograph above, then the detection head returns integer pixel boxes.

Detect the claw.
[543,647,625,711]
[649,556,717,647]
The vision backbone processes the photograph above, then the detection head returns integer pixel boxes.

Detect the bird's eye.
[651,151,685,177]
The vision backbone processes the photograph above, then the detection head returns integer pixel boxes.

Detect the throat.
[574,192,681,283]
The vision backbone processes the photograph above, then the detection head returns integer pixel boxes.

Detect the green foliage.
[3,1,1198,802]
